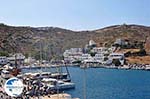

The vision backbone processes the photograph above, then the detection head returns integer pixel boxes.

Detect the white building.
[109,53,124,59]
[91,47,109,54]
[81,54,92,61]
[63,48,83,63]
[24,57,36,64]
[89,40,96,46]
[7,53,25,65]
[81,54,97,63]
[94,54,105,62]
[108,53,125,65]
[114,39,128,46]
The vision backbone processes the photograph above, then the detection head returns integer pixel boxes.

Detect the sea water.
[22,67,150,99]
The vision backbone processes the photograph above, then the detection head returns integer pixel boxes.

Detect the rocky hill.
[0,23,150,59]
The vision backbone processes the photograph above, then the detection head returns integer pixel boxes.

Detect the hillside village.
[0,37,150,70]
[0,24,150,68]
[63,38,150,66]
[0,24,150,99]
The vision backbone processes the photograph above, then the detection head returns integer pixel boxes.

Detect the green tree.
[0,51,9,56]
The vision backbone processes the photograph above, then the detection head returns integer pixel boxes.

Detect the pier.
[36,93,79,99]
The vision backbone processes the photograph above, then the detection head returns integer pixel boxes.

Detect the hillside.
[0,23,150,59]
[94,24,150,46]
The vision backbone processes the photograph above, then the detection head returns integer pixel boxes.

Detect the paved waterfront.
[0,69,76,99]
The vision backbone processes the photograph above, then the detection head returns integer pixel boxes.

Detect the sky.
[0,0,149,30]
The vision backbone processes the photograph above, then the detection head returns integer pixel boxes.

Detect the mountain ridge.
[0,23,150,59]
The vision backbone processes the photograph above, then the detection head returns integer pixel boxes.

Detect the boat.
[118,65,130,70]
[145,65,150,70]
[23,71,69,81]
[50,73,68,79]
[42,78,75,90]
[56,80,75,90]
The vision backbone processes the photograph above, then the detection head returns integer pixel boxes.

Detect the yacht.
[42,78,75,90]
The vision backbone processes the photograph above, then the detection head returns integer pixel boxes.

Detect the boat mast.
[83,66,87,99]
[15,54,17,68]
[64,62,71,81]
[40,39,42,65]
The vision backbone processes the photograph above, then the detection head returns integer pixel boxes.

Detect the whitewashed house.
[63,48,83,63]
[89,40,97,46]
[108,53,125,65]
[24,57,36,64]
[94,54,105,63]
[7,53,25,65]
[91,47,109,54]
[81,54,92,61]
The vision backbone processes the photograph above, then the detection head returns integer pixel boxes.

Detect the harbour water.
[22,67,150,99]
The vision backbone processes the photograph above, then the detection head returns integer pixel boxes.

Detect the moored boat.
[42,78,75,90]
